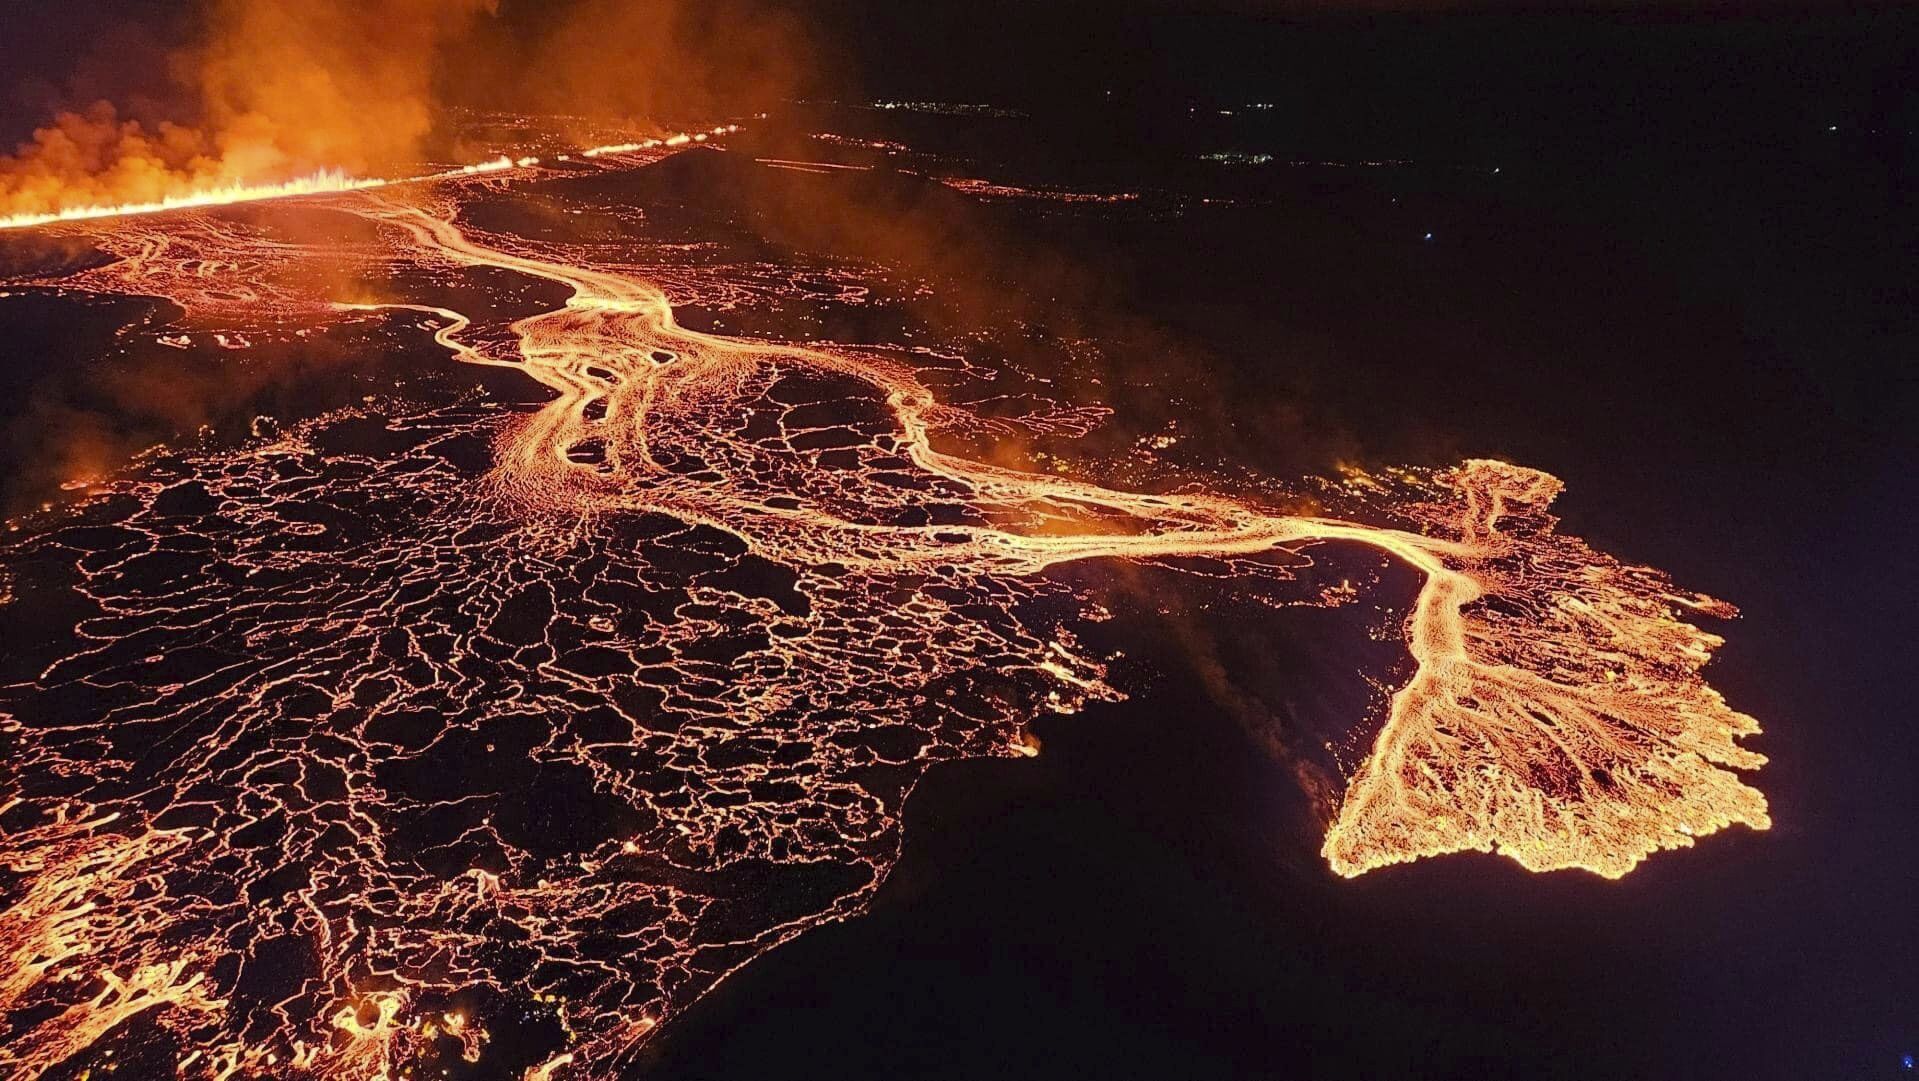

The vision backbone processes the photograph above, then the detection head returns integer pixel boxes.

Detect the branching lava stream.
[0,143,1768,1080]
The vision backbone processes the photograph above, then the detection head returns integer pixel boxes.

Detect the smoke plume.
[0,0,497,219]
[1,0,818,221]
[3,0,805,220]
[194,0,499,173]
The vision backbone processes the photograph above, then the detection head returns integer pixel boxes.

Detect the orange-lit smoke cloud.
[1,0,819,223]
[0,0,497,220]
[195,0,497,173]
[444,0,815,147]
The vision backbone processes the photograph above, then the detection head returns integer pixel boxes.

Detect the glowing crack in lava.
[0,138,1767,1079]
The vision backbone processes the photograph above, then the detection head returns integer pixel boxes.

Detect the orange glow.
[0,1,499,230]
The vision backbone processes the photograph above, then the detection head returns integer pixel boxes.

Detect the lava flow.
[0,136,1768,1080]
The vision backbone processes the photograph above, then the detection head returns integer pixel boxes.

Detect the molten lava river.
[0,131,1768,1079]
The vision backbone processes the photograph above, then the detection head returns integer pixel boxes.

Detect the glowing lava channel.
[354,196,1766,881]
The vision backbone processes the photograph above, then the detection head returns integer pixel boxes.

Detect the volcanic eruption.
[0,4,1769,1078]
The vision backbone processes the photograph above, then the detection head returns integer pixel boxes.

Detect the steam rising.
[0,0,807,220]
[193,0,499,174]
